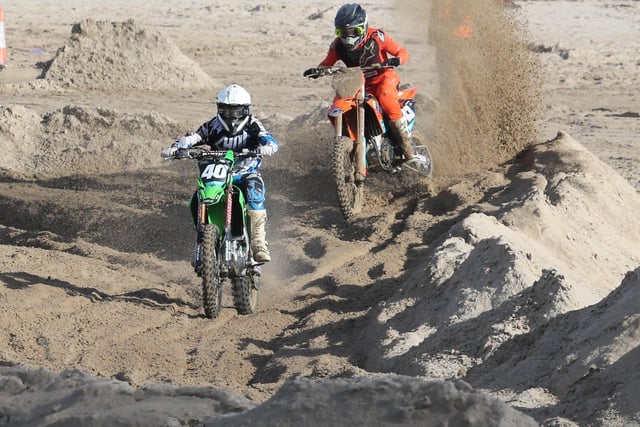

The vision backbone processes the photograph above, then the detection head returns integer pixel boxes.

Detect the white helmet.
[216,84,252,135]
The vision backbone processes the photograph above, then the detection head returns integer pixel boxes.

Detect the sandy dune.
[0,1,639,426]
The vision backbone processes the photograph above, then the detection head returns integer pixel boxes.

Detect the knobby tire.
[232,274,259,315]
[410,131,434,178]
[201,224,223,319]
[332,136,361,220]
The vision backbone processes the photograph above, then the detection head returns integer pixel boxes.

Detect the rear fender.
[400,99,417,133]
[398,86,417,101]
[398,86,418,132]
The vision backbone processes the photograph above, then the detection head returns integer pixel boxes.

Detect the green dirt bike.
[165,148,262,319]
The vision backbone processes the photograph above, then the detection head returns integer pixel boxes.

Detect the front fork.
[355,87,366,183]
[335,87,366,184]
[224,185,234,265]
[193,188,233,275]
[193,202,207,274]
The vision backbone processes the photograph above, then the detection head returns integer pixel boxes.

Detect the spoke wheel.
[409,132,434,178]
[201,224,223,319]
[232,273,259,315]
[332,136,363,220]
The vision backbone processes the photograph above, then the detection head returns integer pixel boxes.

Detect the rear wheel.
[332,136,363,220]
[232,272,259,315]
[409,132,434,178]
[201,224,223,319]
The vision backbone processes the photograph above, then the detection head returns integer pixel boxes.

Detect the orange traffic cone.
[0,7,7,65]
[453,14,473,39]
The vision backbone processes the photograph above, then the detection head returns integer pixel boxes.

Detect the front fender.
[197,184,248,237]
[328,96,357,118]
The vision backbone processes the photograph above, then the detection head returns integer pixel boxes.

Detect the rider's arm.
[318,40,341,67]
[173,117,222,149]
[259,134,279,153]
[173,132,202,149]
[379,30,410,65]
[253,120,279,154]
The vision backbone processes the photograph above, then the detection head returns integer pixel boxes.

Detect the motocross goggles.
[335,26,365,38]
[217,104,249,120]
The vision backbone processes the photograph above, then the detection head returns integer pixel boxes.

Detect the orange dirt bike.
[305,65,433,220]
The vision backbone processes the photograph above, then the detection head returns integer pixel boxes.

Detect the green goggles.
[335,26,365,38]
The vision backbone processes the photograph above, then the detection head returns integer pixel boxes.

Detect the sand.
[0,1,639,426]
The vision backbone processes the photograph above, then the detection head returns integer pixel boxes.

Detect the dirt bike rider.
[161,83,278,263]
[304,3,414,165]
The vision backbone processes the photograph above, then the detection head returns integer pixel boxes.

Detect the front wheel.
[332,136,363,220]
[201,224,223,319]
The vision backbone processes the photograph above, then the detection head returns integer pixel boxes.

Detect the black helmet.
[334,3,368,50]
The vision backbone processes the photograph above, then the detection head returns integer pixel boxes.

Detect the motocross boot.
[389,118,414,164]
[248,209,271,263]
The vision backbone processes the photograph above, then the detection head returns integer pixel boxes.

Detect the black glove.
[384,57,400,67]
[303,67,320,79]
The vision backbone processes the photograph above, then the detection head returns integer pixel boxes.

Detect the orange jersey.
[319,27,409,84]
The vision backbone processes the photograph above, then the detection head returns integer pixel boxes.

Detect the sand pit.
[0,1,638,426]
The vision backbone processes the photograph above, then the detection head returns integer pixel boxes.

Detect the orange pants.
[368,74,402,120]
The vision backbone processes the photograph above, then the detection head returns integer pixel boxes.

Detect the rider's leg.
[376,79,414,162]
[388,118,414,163]
[240,175,271,263]
[248,209,270,263]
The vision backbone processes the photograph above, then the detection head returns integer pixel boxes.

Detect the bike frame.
[326,67,420,180]
[327,68,368,182]
[166,148,261,318]
[191,150,250,275]
[305,64,433,221]
[192,151,248,235]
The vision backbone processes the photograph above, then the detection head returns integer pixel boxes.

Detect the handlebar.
[305,64,395,79]
[166,148,262,161]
